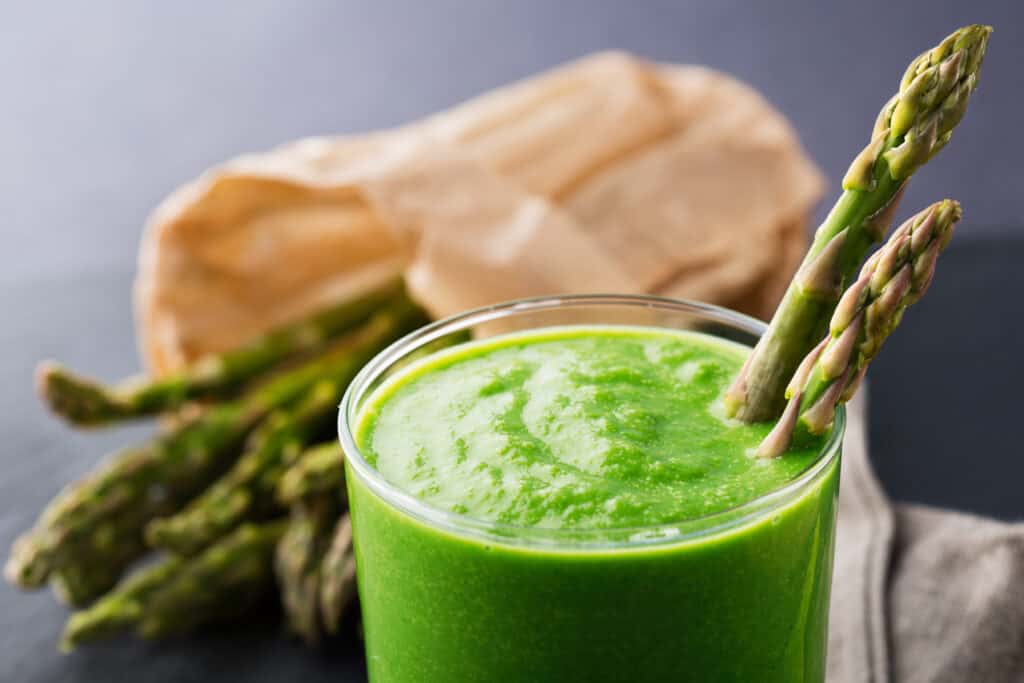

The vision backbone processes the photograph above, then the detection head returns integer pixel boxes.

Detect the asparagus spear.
[60,556,184,651]
[52,562,130,609]
[277,442,345,506]
[62,521,287,647]
[138,521,287,640]
[275,496,342,646]
[145,304,425,556]
[757,200,961,457]
[37,278,410,426]
[5,306,418,590]
[48,521,150,607]
[726,25,990,422]
[319,515,357,635]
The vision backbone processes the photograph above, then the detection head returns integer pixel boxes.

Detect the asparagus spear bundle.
[60,522,285,650]
[5,404,255,594]
[48,523,149,607]
[146,304,424,556]
[726,25,990,422]
[5,306,417,595]
[37,278,409,426]
[757,200,961,457]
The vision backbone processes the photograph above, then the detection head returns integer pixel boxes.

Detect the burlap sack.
[134,52,823,374]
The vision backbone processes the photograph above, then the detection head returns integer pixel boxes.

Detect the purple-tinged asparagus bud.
[798,228,848,298]
[819,313,862,380]
[785,338,828,400]
[843,134,888,191]
[756,392,803,459]
[830,274,870,334]
[800,368,851,435]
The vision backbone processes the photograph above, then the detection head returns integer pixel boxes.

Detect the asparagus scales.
[726,25,990,422]
[757,200,961,457]
[37,278,409,426]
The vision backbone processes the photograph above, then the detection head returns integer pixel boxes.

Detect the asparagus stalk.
[275,496,342,646]
[37,278,410,426]
[145,304,425,556]
[757,200,961,457]
[60,556,184,651]
[277,442,345,506]
[48,522,150,607]
[62,522,287,647]
[138,521,286,640]
[726,25,990,422]
[5,306,418,591]
[319,515,357,635]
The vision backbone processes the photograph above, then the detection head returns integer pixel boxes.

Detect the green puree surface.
[355,325,829,531]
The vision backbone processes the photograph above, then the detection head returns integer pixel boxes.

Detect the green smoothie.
[345,325,840,682]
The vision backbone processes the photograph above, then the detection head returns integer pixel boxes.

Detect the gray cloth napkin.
[829,392,1024,682]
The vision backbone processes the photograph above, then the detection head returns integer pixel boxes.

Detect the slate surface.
[2,1,1023,680]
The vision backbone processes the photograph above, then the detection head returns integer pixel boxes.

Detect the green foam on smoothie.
[355,326,829,530]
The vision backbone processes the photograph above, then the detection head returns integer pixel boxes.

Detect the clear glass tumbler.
[339,295,843,682]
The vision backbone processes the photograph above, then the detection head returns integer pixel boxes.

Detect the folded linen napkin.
[832,393,1024,682]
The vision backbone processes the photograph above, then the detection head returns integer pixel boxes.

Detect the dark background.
[3,2,1022,681]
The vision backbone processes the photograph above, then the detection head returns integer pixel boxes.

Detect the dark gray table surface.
[3,1,1023,681]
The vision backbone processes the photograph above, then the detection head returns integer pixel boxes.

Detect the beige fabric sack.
[135,51,822,374]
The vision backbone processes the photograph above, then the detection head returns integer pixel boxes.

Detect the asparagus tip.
[4,533,51,589]
[34,361,124,427]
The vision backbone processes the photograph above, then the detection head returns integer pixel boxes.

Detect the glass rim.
[338,293,845,552]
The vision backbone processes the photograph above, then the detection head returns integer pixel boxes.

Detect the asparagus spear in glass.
[757,200,960,457]
[726,25,990,422]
